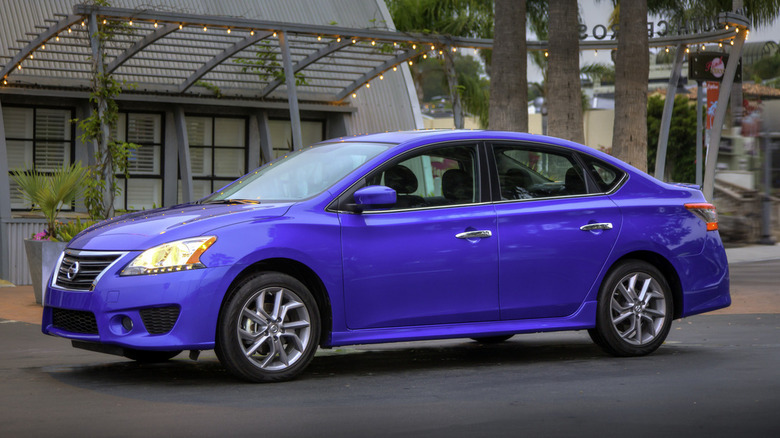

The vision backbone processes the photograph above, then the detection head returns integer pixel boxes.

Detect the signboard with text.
[689,53,742,83]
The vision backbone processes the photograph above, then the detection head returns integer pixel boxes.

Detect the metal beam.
[654,44,685,181]
[695,81,704,187]
[0,99,12,281]
[178,31,273,93]
[0,14,82,81]
[174,106,193,203]
[163,110,179,207]
[703,30,747,201]
[259,38,351,97]
[278,31,302,150]
[105,22,178,74]
[335,49,416,101]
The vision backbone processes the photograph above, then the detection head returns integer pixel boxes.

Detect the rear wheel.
[216,272,320,383]
[589,260,673,357]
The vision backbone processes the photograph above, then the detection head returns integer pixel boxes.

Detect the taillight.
[685,203,718,231]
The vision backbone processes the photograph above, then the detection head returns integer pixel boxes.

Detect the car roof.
[327,129,606,160]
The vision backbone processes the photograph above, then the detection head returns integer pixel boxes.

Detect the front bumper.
[42,254,234,351]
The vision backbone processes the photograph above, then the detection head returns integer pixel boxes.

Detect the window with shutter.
[112,112,163,211]
[4,106,74,210]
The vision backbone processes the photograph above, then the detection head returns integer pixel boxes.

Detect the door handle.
[580,223,613,231]
[456,230,493,239]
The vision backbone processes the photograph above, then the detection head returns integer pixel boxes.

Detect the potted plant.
[11,164,88,304]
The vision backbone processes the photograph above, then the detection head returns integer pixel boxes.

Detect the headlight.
[121,236,217,276]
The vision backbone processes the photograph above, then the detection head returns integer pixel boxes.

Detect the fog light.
[122,316,133,331]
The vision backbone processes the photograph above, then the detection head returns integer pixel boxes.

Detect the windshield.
[202,142,392,203]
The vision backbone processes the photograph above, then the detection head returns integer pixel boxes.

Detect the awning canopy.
[0,5,493,104]
[0,5,742,105]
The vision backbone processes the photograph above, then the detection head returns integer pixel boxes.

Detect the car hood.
[68,202,293,251]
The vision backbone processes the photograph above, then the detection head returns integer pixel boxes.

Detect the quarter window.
[582,156,624,193]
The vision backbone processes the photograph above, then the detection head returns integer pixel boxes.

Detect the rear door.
[490,142,623,320]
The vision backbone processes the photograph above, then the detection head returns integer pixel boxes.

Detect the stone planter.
[23,239,67,305]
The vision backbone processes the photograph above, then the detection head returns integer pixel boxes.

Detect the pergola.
[0,4,751,281]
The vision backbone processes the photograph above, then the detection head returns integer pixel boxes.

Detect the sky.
[524,1,780,83]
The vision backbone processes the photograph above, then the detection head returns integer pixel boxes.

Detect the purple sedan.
[43,130,730,382]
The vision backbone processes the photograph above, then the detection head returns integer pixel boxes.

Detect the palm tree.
[387,0,493,129]
[489,0,528,131]
[546,0,584,143]
[612,0,649,171]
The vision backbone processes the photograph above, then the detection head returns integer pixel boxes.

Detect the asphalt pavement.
[0,245,778,437]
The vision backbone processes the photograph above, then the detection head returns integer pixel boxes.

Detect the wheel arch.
[608,251,684,319]
[219,258,333,347]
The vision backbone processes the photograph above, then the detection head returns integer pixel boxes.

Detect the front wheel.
[589,260,673,357]
[216,272,320,383]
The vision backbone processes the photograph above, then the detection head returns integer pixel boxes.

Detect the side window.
[364,144,479,210]
[582,156,624,193]
[493,144,587,200]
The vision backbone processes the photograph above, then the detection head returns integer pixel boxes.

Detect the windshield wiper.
[198,199,260,205]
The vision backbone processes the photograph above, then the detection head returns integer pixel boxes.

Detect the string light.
[412,44,416,49]
[730,39,734,45]
[179,23,183,29]
[103,19,107,24]
[423,54,427,59]
[685,47,690,53]
[317,35,321,41]
[392,66,397,71]
[735,27,739,33]
[438,50,443,55]
[227,28,231,34]
[203,26,207,32]
[29,54,33,59]
[68,27,72,33]
[3,79,6,85]
[250,30,254,36]
[665,47,669,53]
[452,47,457,52]
[337,37,341,42]
[56,36,60,41]
[366,83,370,88]
[352,38,357,43]
[273,32,277,37]
[544,51,548,57]
[128,20,132,26]
[408,60,413,66]
[81,21,85,27]
[154,22,158,28]
[725,25,729,30]
[719,42,723,48]
[352,93,357,98]
[17,64,21,70]
[379,74,384,80]
[371,40,376,46]
[701,44,706,50]
[41,44,45,50]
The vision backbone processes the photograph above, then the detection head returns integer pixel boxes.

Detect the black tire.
[471,335,513,344]
[215,272,321,383]
[124,349,182,363]
[589,260,673,357]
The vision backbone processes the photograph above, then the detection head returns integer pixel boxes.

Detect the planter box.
[23,239,67,305]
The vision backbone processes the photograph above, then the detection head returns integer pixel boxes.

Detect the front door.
[340,143,499,329]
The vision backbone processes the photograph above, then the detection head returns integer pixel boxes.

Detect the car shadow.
[40,333,694,391]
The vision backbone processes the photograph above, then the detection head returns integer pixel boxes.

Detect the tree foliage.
[647,95,698,183]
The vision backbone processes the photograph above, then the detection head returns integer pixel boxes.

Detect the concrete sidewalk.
[2,243,779,325]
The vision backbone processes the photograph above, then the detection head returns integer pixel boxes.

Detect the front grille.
[55,250,124,291]
[140,306,181,335]
[52,308,98,334]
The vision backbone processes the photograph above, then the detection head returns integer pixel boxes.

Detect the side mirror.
[350,185,396,212]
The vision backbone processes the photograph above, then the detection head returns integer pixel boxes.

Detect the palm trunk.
[546,0,584,143]
[612,0,649,171]
[443,50,464,129]
[489,0,528,132]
